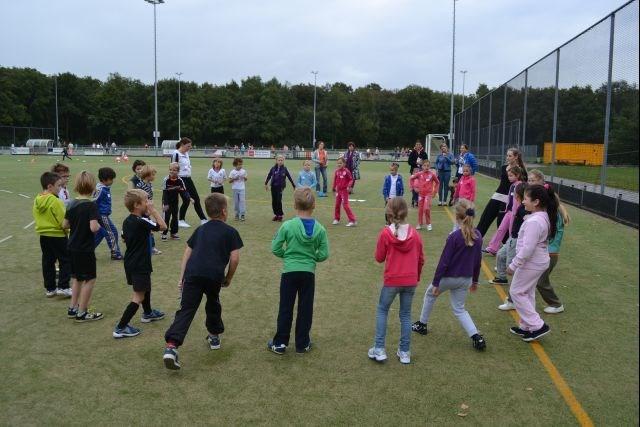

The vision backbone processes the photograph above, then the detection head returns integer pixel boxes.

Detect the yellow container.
[543,142,604,166]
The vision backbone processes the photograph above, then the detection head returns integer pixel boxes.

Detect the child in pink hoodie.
[332,157,357,227]
[483,165,524,255]
[452,164,476,202]
[507,184,558,342]
[369,197,424,365]
[414,160,439,231]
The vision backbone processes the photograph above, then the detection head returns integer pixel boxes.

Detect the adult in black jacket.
[407,140,428,174]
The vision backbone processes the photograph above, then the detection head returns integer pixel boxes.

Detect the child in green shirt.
[267,187,329,355]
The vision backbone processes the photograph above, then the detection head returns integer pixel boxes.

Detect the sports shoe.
[396,350,411,364]
[178,220,191,228]
[272,215,279,221]
[67,306,78,319]
[163,347,181,370]
[240,215,246,222]
[141,309,165,323]
[75,311,104,322]
[427,224,433,231]
[510,326,527,337]
[151,247,162,255]
[276,216,283,222]
[543,305,565,314]
[416,225,422,230]
[45,289,56,298]
[113,324,141,339]
[498,300,515,311]
[489,277,508,285]
[111,254,123,260]
[332,219,339,225]
[346,221,357,227]
[296,342,312,354]
[367,347,387,362]
[411,321,428,335]
[267,340,286,355]
[471,333,486,351]
[200,219,208,225]
[161,235,168,241]
[234,215,239,221]
[522,323,551,342]
[170,234,180,240]
[206,334,221,350]
[56,288,72,297]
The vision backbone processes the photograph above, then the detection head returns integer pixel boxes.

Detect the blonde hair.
[169,162,179,171]
[73,171,96,196]
[528,169,570,225]
[385,197,408,237]
[528,169,545,184]
[303,160,312,168]
[294,187,315,211]
[276,154,285,162]
[139,165,157,180]
[124,189,148,212]
[455,199,477,247]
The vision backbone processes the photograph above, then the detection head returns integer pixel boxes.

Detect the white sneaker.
[346,222,357,227]
[498,299,515,311]
[367,347,387,362]
[396,350,411,364]
[45,289,56,298]
[151,247,162,255]
[416,225,422,230]
[332,220,339,225]
[200,219,208,225]
[427,224,433,231]
[56,288,72,298]
[178,220,191,228]
[544,305,565,314]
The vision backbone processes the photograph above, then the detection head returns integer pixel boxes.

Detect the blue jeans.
[437,170,451,203]
[315,166,327,193]
[374,286,416,352]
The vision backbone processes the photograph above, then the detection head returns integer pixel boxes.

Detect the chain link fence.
[455,0,638,226]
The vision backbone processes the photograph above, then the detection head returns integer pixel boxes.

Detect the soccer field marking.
[23,221,35,229]
[0,235,13,244]
[443,206,594,427]
[18,193,31,198]
[0,189,13,193]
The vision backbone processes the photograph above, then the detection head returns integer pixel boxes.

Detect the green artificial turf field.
[0,155,637,425]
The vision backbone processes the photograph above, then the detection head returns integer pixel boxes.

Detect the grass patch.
[0,155,637,424]
[537,164,639,192]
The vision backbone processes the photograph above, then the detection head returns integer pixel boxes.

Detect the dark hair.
[131,159,146,173]
[204,193,227,219]
[460,144,469,150]
[98,167,116,182]
[40,172,60,189]
[508,165,524,181]
[50,162,69,174]
[232,157,243,166]
[525,184,558,239]
[514,182,527,201]
[176,137,192,149]
[347,141,355,148]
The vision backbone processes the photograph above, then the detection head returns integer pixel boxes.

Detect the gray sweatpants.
[418,277,478,337]
[232,189,246,217]
[496,237,518,280]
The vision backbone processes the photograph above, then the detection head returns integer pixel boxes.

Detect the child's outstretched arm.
[223,249,240,288]
[285,169,296,188]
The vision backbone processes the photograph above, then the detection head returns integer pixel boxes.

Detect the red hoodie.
[375,224,425,286]
[333,167,353,191]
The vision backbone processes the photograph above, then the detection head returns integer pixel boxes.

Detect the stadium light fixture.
[144,0,165,155]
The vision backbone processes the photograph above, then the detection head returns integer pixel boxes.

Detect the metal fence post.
[501,86,507,157]
[522,69,528,156]
[477,100,481,155]
[601,14,616,195]
[551,49,561,182]
[487,94,492,159]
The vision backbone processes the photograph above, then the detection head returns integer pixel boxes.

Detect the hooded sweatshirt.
[33,192,67,237]
[271,217,330,273]
[375,224,424,286]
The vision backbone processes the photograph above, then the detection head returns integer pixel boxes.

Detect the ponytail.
[525,184,558,239]
[454,199,477,246]
[385,197,408,237]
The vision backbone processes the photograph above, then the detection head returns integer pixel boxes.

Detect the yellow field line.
[443,206,594,427]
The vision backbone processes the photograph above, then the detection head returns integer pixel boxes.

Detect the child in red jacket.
[369,197,424,365]
[453,164,477,203]
[332,157,357,227]
[415,160,439,231]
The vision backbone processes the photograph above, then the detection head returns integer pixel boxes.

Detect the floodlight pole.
[311,71,318,150]
[460,70,467,111]
[449,0,459,145]
[176,72,183,139]
[54,75,59,144]
[144,0,164,155]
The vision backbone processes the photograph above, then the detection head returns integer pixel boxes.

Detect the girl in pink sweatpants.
[332,158,357,226]
[484,166,524,255]
[415,160,439,230]
[507,184,558,342]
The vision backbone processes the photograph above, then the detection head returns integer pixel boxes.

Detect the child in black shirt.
[161,162,192,241]
[113,189,167,338]
[63,171,102,322]
[163,193,243,370]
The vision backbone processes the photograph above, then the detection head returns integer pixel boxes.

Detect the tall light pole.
[176,72,183,139]
[54,75,59,144]
[144,0,164,155]
[460,70,468,111]
[449,0,459,144]
[311,71,318,150]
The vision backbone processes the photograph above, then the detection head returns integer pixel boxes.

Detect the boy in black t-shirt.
[63,171,103,322]
[163,193,243,370]
[113,189,167,339]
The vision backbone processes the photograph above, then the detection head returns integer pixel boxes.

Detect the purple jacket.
[432,229,482,286]
[265,165,295,189]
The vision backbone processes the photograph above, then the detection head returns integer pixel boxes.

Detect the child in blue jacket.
[94,167,122,260]
[382,162,404,223]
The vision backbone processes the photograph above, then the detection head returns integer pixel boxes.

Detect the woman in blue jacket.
[435,144,455,206]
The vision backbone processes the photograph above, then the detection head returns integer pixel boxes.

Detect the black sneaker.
[267,340,286,355]
[163,347,181,370]
[489,277,508,285]
[411,321,428,335]
[75,311,104,323]
[522,323,551,342]
[296,342,312,354]
[67,306,78,319]
[510,326,527,337]
[471,334,486,351]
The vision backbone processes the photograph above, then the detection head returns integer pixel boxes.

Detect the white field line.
[18,193,31,198]
[0,236,13,244]
[23,221,35,229]
[0,190,13,193]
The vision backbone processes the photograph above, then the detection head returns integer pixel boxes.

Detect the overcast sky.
[0,0,629,93]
